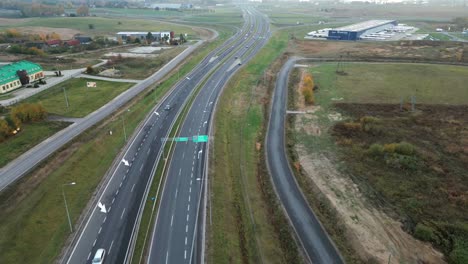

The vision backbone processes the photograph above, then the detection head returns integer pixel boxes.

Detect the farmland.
[0,16,197,38]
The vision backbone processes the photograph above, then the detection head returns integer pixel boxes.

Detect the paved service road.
[65,6,269,264]
[148,7,270,264]
[0,42,201,192]
[265,57,344,263]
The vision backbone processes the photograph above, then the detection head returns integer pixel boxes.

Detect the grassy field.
[0,121,70,168]
[209,29,301,263]
[427,32,452,41]
[98,47,184,79]
[0,25,235,264]
[182,8,243,27]
[0,17,197,37]
[327,63,468,105]
[24,78,133,117]
[90,7,183,19]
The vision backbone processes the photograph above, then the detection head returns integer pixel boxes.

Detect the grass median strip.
[0,30,229,264]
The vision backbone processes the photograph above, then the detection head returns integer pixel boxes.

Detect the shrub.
[449,238,468,264]
[85,65,94,74]
[302,87,314,105]
[343,122,362,131]
[367,143,384,157]
[385,153,420,171]
[395,141,415,156]
[360,116,379,124]
[383,143,398,153]
[414,223,436,242]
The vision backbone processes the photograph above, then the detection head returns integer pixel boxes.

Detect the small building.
[116,31,173,43]
[328,20,397,41]
[64,39,80,47]
[46,39,62,47]
[0,61,44,94]
[74,35,93,44]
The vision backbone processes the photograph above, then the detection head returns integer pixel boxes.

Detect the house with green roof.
[0,61,44,94]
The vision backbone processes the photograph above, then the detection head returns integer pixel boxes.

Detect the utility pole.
[62,87,69,108]
[62,182,76,233]
[122,117,127,142]
[122,109,130,142]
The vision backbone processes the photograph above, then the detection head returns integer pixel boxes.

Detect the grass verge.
[0,121,70,168]
[0,27,231,264]
[208,29,302,263]
[24,78,133,117]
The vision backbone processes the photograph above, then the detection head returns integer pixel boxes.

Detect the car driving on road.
[92,248,106,264]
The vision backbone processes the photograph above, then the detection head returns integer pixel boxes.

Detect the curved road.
[265,57,344,264]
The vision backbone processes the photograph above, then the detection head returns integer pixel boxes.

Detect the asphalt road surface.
[0,41,201,192]
[265,57,344,263]
[148,7,270,264]
[65,6,270,264]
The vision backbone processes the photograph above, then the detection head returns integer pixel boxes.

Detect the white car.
[92,248,106,264]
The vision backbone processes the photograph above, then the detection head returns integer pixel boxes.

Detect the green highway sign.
[192,135,209,142]
[162,135,208,142]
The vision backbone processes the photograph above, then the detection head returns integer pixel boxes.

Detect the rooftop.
[116,32,170,35]
[334,20,396,32]
[0,61,42,85]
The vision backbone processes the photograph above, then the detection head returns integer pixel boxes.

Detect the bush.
[414,223,436,242]
[383,143,397,153]
[343,122,362,131]
[360,116,380,124]
[385,153,420,171]
[302,87,314,104]
[367,143,384,157]
[85,65,94,74]
[449,238,468,264]
[395,141,415,156]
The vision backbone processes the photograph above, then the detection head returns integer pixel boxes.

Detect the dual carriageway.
[66,7,271,264]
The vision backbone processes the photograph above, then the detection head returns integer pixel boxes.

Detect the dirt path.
[292,70,445,264]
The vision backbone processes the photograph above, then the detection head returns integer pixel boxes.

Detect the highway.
[65,6,270,264]
[0,41,202,192]
[147,7,270,264]
[265,57,344,263]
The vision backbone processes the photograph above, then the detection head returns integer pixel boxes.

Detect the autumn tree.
[50,32,61,40]
[302,74,315,105]
[10,103,47,124]
[5,29,21,38]
[76,5,89,16]
[0,119,10,142]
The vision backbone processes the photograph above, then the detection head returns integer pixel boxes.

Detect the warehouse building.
[0,61,44,94]
[327,20,397,41]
